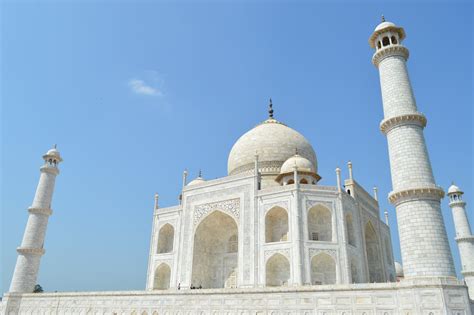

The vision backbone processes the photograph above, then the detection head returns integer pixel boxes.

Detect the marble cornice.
[372,45,409,67]
[380,113,427,135]
[388,186,444,206]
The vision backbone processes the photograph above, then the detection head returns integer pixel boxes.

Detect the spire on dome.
[381,14,385,22]
[268,98,274,118]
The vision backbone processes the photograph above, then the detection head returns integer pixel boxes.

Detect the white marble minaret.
[448,184,474,299]
[9,146,62,293]
[369,18,456,278]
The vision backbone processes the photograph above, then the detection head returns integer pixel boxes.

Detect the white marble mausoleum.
[2,17,473,315]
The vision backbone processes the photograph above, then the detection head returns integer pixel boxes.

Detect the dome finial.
[198,169,202,178]
[268,98,274,118]
[295,147,298,155]
[381,14,385,22]
[54,144,57,149]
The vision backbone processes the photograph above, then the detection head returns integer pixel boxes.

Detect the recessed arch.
[350,258,361,283]
[345,213,356,246]
[310,253,336,285]
[157,224,174,254]
[307,204,332,241]
[384,236,393,265]
[382,36,390,46]
[266,253,290,286]
[153,263,171,290]
[365,221,383,282]
[192,210,238,288]
[265,206,289,243]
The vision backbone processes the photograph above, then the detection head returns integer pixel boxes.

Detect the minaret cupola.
[448,183,464,204]
[369,16,406,51]
[42,145,63,169]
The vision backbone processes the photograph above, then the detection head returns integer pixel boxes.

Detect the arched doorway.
[310,253,336,285]
[266,253,290,286]
[265,206,289,243]
[192,211,238,288]
[365,222,383,282]
[307,204,332,241]
[157,224,174,254]
[153,263,171,290]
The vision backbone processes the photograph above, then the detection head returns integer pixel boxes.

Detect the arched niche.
[307,204,332,241]
[153,263,171,290]
[265,206,289,243]
[310,253,336,285]
[266,253,290,287]
[192,210,238,288]
[365,222,383,283]
[345,213,356,246]
[157,224,174,254]
[384,236,393,265]
[350,258,361,283]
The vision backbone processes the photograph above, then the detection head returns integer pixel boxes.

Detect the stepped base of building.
[2,278,473,315]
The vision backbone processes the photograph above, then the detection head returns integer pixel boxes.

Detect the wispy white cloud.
[128,78,162,96]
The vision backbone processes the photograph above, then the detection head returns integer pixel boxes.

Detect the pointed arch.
[192,210,238,288]
[345,213,356,246]
[310,253,336,285]
[266,253,290,286]
[307,204,332,241]
[157,224,174,254]
[365,221,383,282]
[265,206,289,243]
[153,263,171,290]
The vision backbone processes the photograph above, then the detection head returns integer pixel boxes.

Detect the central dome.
[228,118,317,177]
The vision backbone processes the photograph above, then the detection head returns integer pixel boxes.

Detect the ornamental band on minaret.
[9,146,62,293]
[369,18,456,278]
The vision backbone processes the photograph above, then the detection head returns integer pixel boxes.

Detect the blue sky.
[1,1,472,295]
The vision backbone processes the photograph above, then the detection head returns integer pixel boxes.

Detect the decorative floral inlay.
[263,201,288,214]
[308,248,337,260]
[264,249,290,261]
[194,198,240,226]
[306,200,332,211]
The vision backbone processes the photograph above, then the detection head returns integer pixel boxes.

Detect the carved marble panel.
[193,198,240,226]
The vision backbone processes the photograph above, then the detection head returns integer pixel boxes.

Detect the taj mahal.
[1,18,474,314]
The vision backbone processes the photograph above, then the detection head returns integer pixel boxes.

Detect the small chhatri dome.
[395,262,404,277]
[43,144,63,162]
[280,152,316,174]
[187,171,206,186]
[448,183,463,195]
[228,100,317,177]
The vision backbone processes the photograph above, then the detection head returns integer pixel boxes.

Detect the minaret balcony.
[16,247,45,256]
[372,45,409,67]
[388,186,445,206]
[379,113,427,134]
